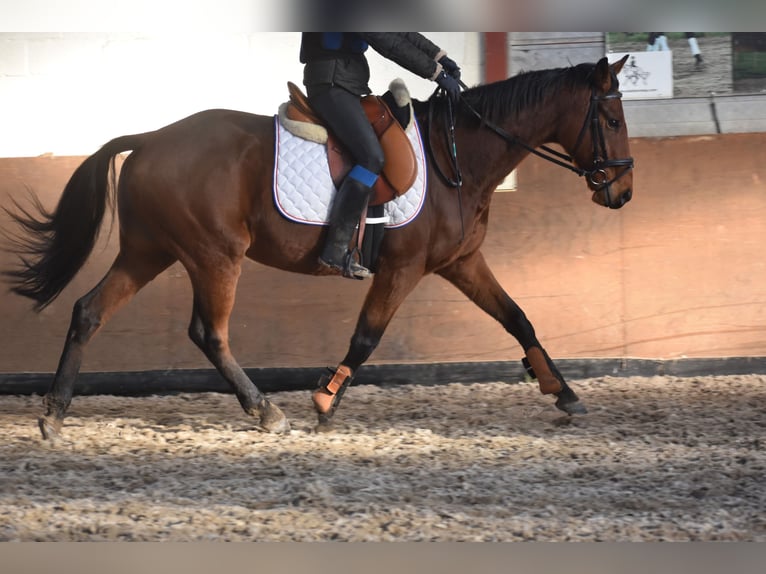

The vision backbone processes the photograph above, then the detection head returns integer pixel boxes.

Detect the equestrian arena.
[1,374,764,542]
[1,130,765,542]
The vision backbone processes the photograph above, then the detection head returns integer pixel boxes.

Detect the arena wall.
[2,132,764,376]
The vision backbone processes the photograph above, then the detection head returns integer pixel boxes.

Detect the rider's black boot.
[319,176,374,279]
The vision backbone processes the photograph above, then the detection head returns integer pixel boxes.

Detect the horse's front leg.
[312,266,424,428]
[437,251,586,415]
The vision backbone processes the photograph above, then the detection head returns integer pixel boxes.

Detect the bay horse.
[3,56,633,439]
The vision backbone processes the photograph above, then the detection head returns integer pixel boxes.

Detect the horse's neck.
[507,100,566,158]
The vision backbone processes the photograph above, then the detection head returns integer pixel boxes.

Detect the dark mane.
[416,62,599,125]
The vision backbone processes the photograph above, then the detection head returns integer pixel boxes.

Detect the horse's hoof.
[38,416,63,440]
[314,411,340,433]
[555,397,588,416]
[257,401,290,434]
[314,419,336,433]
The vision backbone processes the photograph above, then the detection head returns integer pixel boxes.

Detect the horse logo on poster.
[610,51,673,99]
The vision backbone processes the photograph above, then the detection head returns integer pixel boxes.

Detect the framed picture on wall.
[608,33,766,98]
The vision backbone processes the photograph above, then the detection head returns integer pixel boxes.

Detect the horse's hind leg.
[39,252,173,439]
[437,251,586,415]
[186,264,289,433]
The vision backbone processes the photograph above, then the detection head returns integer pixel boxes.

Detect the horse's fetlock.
[42,395,68,416]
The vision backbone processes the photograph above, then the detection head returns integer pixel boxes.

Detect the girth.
[284,82,417,206]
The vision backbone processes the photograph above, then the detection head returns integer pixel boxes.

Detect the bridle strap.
[460,89,633,190]
[427,77,634,208]
[460,98,591,178]
[426,91,587,185]
[572,90,635,189]
[426,76,635,209]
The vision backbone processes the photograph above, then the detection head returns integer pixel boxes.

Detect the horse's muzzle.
[610,187,632,209]
[593,187,632,209]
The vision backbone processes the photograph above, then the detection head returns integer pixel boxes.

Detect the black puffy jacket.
[300,32,445,95]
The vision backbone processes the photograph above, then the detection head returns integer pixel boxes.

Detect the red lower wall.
[1,133,765,374]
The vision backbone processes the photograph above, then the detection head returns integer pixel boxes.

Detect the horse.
[3,55,633,439]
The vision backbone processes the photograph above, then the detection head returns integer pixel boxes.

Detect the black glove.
[439,55,461,80]
[436,70,461,103]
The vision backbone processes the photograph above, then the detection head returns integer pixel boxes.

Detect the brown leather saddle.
[284,82,417,207]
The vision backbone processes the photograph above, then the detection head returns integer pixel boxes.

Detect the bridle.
[569,87,635,203]
[428,76,635,209]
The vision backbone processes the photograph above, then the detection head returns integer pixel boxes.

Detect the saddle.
[283,82,417,206]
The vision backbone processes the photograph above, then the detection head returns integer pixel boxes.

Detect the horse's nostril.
[608,188,632,209]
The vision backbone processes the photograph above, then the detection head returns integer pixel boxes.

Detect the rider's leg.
[319,166,377,278]
[308,86,385,279]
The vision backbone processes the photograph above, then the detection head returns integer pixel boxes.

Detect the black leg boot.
[319,176,373,279]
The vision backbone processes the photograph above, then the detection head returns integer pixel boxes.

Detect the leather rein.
[427,79,635,209]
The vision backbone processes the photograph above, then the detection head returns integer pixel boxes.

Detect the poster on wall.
[607,33,736,98]
[609,51,673,99]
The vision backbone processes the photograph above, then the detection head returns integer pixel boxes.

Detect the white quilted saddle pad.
[272,116,427,228]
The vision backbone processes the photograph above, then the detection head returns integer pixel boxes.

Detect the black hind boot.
[319,175,374,279]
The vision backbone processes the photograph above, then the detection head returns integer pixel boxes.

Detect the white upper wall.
[0,32,481,157]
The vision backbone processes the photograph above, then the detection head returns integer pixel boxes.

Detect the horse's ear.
[610,54,629,76]
[592,55,628,93]
[592,57,613,92]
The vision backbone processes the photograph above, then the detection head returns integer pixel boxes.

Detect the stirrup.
[318,253,371,280]
[342,248,371,280]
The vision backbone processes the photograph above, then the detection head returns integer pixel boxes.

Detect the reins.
[427,90,466,242]
[426,75,634,209]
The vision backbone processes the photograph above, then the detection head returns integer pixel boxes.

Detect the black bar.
[2,357,766,396]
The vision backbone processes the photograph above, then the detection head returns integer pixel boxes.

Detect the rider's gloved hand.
[438,55,461,80]
[436,70,461,104]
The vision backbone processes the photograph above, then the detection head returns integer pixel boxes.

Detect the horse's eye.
[607,118,621,129]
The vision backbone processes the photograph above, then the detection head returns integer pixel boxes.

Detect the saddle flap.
[366,97,418,194]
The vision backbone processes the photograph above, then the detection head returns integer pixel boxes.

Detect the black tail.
[2,134,145,311]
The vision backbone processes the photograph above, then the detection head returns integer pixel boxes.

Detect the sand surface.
[1,375,764,541]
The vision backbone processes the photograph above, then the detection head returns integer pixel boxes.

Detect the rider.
[300,32,462,279]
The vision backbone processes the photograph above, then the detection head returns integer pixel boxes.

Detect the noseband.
[435,79,635,208]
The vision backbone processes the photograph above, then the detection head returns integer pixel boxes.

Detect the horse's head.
[563,55,634,209]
